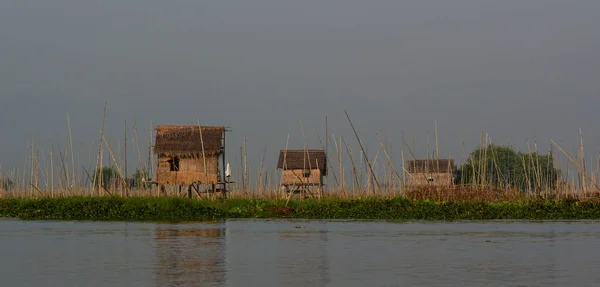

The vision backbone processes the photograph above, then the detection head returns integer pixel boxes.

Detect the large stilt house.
[153,125,226,192]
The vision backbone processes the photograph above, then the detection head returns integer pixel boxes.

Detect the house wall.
[407,172,455,188]
[280,169,322,186]
[156,155,220,185]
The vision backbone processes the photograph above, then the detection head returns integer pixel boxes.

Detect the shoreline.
[1,196,600,221]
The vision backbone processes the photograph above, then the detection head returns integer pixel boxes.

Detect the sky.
[1,0,599,184]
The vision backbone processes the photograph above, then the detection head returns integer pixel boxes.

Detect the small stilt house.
[154,125,225,191]
[277,149,327,192]
[406,159,457,188]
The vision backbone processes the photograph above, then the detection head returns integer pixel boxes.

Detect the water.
[1,219,599,286]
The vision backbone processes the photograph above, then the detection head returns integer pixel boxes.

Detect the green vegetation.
[456,145,561,191]
[132,169,149,188]
[1,178,14,190]
[93,166,118,188]
[2,196,600,221]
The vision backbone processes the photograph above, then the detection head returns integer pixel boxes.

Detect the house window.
[168,156,180,172]
[302,170,311,178]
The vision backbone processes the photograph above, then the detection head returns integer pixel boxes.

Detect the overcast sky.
[1,0,599,182]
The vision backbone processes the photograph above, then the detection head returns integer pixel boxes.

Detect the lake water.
[1,219,599,287]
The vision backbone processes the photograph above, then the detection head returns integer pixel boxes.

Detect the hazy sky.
[1,0,599,181]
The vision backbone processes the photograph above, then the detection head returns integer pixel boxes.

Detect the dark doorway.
[168,156,180,171]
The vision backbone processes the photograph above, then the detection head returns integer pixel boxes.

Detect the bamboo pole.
[259,145,267,192]
[342,138,360,190]
[198,119,208,198]
[325,115,328,194]
[68,113,75,190]
[579,129,587,193]
[401,131,406,192]
[93,102,107,195]
[300,120,315,197]
[22,140,29,192]
[461,140,465,186]
[133,118,146,190]
[102,136,127,193]
[149,120,154,195]
[35,135,40,192]
[280,134,290,195]
[240,146,244,192]
[370,148,381,195]
[124,120,128,196]
[344,110,379,190]
[376,134,403,187]
[243,136,247,192]
[533,131,542,192]
[51,143,54,197]
[314,129,339,187]
[57,142,68,193]
[339,136,344,191]
[435,119,440,177]
[30,136,34,196]
[551,139,600,191]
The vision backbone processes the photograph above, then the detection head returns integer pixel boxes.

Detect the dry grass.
[406,185,600,202]
[4,184,600,203]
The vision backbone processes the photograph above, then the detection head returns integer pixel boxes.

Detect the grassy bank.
[2,196,600,221]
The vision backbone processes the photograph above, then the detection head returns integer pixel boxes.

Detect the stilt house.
[277,149,327,190]
[406,159,457,188]
[154,125,225,186]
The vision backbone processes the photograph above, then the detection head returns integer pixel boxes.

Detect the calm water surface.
[1,219,599,286]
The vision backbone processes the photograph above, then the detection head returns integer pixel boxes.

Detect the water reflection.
[154,225,226,287]
[225,220,332,286]
[2,220,600,286]
[277,228,330,286]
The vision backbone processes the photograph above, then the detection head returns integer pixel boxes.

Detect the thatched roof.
[406,159,457,173]
[154,125,224,156]
[277,150,327,174]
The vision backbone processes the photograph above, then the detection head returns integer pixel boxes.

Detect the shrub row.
[1,197,599,221]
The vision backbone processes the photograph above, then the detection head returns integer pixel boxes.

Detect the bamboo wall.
[407,172,455,188]
[156,156,220,185]
[281,169,322,186]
